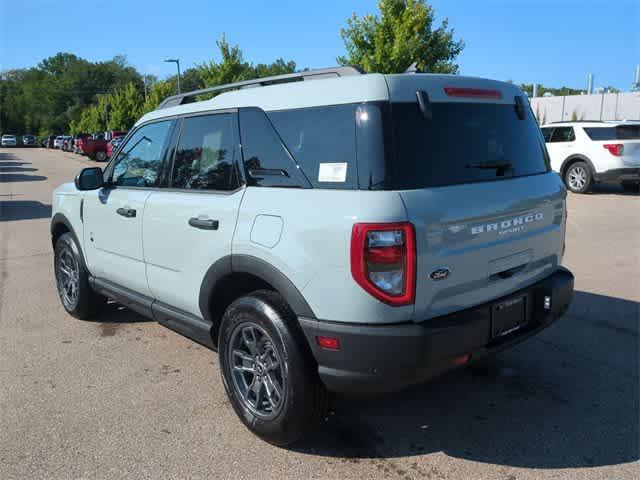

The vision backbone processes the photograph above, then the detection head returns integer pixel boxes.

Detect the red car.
[106,135,126,159]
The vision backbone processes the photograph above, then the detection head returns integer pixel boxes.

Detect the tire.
[54,232,105,319]
[621,181,640,193]
[218,290,328,446]
[564,161,593,194]
[95,150,107,162]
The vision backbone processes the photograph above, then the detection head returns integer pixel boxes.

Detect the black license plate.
[491,295,527,338]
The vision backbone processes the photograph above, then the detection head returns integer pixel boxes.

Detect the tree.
[198,35,296,98]
[108,82,143,130]
[142,80,176,113]
[337,0,464,74]
[1,52,142,134]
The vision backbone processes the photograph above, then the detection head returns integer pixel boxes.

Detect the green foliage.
[199,35,295,90]
[337,0,464,73]
[1,52,142,134]
[142,80,177,113]
[108,82,143,130]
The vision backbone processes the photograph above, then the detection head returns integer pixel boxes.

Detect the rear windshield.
[389,102,549,189]
[584,126,640,141]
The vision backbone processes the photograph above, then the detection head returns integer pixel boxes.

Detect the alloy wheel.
[568,166,587,190]
[56,246,80,309]
[228,322,285,420]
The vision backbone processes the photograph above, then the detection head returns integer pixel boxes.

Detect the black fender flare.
[198,254,316,325]
[560,154,596,178]
[50,213,89,272]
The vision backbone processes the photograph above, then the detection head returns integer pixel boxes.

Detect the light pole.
[164,58,181,94]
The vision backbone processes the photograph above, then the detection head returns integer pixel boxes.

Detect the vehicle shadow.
[295,290,639,470]
[0,200,52,221]
[0,152,21,161]
[587,184,639,196]
[84,301,154,337]
[0,166,38,173]
[0,162,32,167]
[0,173,47,183]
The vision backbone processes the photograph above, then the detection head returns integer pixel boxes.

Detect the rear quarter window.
[268,104,357,189]
[584,126,640,140]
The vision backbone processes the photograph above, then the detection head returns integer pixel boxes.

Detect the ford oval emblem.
[430,268,450,281]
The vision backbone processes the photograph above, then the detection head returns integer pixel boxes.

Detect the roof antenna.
[405,62,420,74]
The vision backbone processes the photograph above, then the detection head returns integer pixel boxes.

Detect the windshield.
[388,102,550,189]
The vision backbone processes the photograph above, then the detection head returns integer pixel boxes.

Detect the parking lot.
[0,147,638,479]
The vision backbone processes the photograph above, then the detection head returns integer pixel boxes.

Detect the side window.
[112,120,173,187]
[540,127,553,142]
[238,108,309,188]
[550,127,575,142]
[268,104,357,189]
[171,114,238,191]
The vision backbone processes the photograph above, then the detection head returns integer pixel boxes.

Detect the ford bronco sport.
[51,67,574,445]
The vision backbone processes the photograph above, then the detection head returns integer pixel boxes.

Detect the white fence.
[530,92,640,124]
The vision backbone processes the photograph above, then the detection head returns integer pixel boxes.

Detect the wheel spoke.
[249,376,264,409]
[263,373,282,408]
[232,349,256,373]
[241,326,260,355]
[59,265,72,278]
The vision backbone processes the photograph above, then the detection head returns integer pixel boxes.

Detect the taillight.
[350,222,416,306]
[603,144,624,156]
[444,87,502,99]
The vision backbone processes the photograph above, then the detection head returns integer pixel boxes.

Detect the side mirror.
[75,167,104,190]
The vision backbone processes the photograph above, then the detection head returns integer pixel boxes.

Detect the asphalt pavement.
[1,147,638,479]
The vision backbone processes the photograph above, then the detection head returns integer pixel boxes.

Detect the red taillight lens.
[444,87,502,99]
[603,144,624,156]
[316,336,340,351]
[350,222,416,306]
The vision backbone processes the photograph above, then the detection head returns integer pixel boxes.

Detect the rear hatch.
[385,75,566,321]
[584,124,640,166]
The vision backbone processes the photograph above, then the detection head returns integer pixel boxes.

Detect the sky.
[1,0,638,91]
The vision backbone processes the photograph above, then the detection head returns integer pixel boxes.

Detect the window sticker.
[318,163,347,182]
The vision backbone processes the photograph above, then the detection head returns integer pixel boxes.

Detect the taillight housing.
[350,222,416,306]
[603,144,624,156]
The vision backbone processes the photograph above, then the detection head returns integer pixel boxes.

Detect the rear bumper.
[595,168,640,183]
[300,267,574,395]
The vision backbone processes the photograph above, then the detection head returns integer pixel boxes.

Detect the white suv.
[541,121,640,193]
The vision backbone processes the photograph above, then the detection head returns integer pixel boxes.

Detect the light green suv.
[51,67,574,445]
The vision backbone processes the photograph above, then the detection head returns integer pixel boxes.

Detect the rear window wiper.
[465,161,513,176]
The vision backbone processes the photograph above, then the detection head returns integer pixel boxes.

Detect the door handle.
[188,217,219,230]
[116,207,137,218]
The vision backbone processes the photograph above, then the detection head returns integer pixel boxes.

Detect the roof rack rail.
[156,66,363,110]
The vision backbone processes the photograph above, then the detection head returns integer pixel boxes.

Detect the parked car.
[51,67,574,445]
[22,134,37,147]
[43,135,56,148]
[77,134,109,161]
[541,121,640,193]
[1,134,17,147]
[53,136,65,149]
[106,135,126,158]
[62,137,75,152]
[71,134,91,154]
[107,130,128,141]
